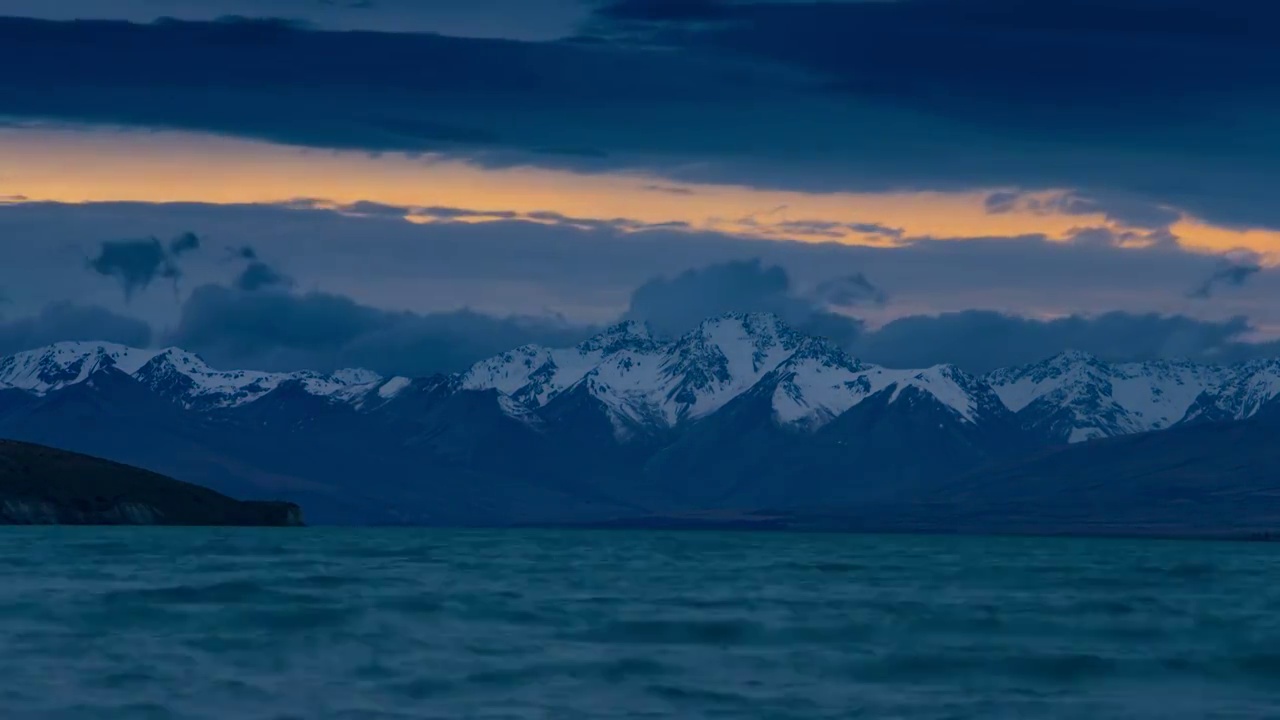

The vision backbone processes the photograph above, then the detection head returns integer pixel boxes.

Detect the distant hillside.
[0,439,303,526]
[915,414,1280,538]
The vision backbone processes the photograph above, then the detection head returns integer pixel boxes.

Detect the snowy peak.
[0,341,385,408]
[986,350,1112,413]
[768,338,871,429]
[458,312,1007,436]
[0,342,159,394]
[460,320,668,413]
[768,355,1003,431]
[462,345,556,398]
[461,312,815,432]
[986,353,1241,442]
[14,324,1280,447]
[131,348,384,409]
[657,313,804,421]
[575,320,658,354]
[1181,359,1280,423]
[882,364,1004,425]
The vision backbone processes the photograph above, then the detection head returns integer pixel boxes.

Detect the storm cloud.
[160,267,1280,376]
[235,262,293,292]
[6,200,1280,375]
[228,245,294,292]
[0,302,152,356]
[810,274,888,309]
[164,284,596,376]
[849,310,1272,373]
[3,4,1280,228]
[87,238,178,300]
[1188,259,1263,299]
[3,258,1279,377]
[621,259,865,345]
[84,231,204,300]
[621,258,1279,372]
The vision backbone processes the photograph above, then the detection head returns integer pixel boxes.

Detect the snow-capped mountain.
[0,341,395,409]
[8,320,1280,447]
[3,313,1280,525]
[462,314,995,436]
[984,350,1280,443]
[1180,359,1280,424]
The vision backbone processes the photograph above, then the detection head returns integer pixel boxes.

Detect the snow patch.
[377,376,412,399]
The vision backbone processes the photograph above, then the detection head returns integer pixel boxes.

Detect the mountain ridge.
[2,312,1279,527]
[6,314,1280,444]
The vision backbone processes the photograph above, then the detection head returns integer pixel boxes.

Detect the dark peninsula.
[0,439,303,526]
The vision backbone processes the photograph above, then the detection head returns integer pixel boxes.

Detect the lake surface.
[1,529,1278,719]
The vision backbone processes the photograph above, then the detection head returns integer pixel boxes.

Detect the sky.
[3,0,1280,376]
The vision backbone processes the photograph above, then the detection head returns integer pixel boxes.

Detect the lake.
[0,528,1277,719]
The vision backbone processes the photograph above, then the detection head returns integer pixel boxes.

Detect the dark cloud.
[335,201,419,218]
[0,302,152,356]
[10,199,1275,336]
[847,223,905,242]
[616,256,1280,372]
[235,261,294,292]
[810,273,888,308]
[1065,227,1122,248]
[593,0,1280,122]
[0,0,588,40]
[589,1,1280,229]
[851,310,1271,373]
[414,206,520,221]
[85,232,203,300]
[1188,259,1263,299]
[5,287,1280,379]
[984,192,1020,214]
[5,289,1278,379]
[765,220,905,242]
[622,259,865,344]
[279,199,688,230]
[166,284,595,376]
[167,231,202,256]
[992,191,1183,231]
[597,0,732,22]
[86,238,177,300]
[1050,193,1183,231]
[642,184,696,196]
[228,244,294,292]
[5,10,1280,228]
[523,210,691,233]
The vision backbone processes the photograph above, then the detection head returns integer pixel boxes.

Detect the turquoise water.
[1,529,1279,719]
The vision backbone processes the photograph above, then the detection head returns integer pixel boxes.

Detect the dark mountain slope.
[0,439,302,525]
[641,375,1037,512]
[921,415,1280,536]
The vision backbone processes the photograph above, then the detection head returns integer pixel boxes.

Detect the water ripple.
[0,528,1278,719]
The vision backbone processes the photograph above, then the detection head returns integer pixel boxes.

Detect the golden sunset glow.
[6,127,1278,261]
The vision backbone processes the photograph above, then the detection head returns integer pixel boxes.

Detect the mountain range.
[2,312,1278,533]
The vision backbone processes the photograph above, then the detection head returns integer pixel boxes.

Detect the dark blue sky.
[0,0,589,39]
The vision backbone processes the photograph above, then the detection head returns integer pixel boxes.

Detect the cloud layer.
[0,302,153,356]
[3,199,1280,376]
[165,284,594,376]
[3,253,1279,376]
[3,5,1280,228]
